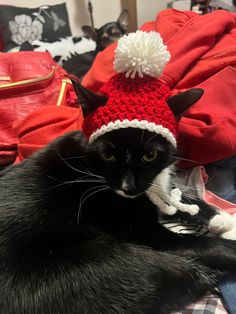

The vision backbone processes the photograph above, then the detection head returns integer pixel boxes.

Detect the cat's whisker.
[150,182,201,202]
[48,177,107,190]
[79,185,104,204]
[78,179,107,184]
[47,174,97,183]
[47,175,65,183]
[183,193,200,202]
[63,155,87,161]
[81,167,106,181]
[106,141,115,149]
[172,155,199,164]
[79,164,106,180]
[78,172,107,182]
[56,150,105,180]
[181,195,194,205]
[151,179,201,195]
[85,168,106,180]
[140,129,144,144]
[144,134,159,148]
[56,150,91,176]
[77,185,109,224]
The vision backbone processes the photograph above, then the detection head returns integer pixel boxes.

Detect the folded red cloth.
[14,106,83,163]
[82,9,236,167]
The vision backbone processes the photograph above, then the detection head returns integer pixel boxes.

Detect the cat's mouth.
[115,189,142,199]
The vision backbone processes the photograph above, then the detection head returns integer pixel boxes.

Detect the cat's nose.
[121,170,136,194]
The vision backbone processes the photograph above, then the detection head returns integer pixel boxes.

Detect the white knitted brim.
[88,119,177,147]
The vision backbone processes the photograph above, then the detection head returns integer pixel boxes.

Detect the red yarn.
[82,74,178,142]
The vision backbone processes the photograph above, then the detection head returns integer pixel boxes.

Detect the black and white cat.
[73,81,236,237]
[0,83,236,313]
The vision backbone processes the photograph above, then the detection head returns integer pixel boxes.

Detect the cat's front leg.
[165,196,236,240]
[146,167,236,239]
[208,211,236,239]
[135,199,236,271]
[149,186,235,240]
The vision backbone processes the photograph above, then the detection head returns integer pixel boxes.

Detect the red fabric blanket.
[82,9,236,167]
[14,106,83,163]
[14,9,236,167]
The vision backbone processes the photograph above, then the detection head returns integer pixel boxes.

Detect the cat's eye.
[142,150,158,162]
[101,152,116,162]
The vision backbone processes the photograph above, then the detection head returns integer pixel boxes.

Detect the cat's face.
[87,129,176,198]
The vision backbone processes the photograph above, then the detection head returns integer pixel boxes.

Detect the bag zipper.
[56,79,72,107]
[0,66,55,90]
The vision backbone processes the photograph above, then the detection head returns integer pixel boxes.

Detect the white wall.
[137,0,168,27]
[92,0,121,28]
[0,0,168,35]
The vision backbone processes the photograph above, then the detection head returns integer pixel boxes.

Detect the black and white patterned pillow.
[0,4,71,51]
[9,36,96,66]
[30,36,96,65]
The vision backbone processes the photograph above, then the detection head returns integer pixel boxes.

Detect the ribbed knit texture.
[82,73,178,144]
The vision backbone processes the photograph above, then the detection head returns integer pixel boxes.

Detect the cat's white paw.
[209,213,234,234]
[221,229,236,240]
[220,214,236,240]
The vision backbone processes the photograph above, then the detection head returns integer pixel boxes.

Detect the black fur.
[62,51,96,81]
[0,130,236,313]
[87,128,176,196]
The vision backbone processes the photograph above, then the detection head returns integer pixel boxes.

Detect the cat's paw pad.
[209,213,234,234]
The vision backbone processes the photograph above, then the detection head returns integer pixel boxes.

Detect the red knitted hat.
[82,30,178,147]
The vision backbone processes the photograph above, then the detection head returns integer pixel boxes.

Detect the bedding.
[0,6,235,312]
[8,35,96,66]
[173,292,228,313]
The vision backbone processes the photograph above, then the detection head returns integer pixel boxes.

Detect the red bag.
[0,51,78,166]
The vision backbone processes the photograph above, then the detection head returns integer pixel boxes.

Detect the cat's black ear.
[118,9,129,31]
[167,88,204,118]
[71,79,108,117]
[81,25,98,41]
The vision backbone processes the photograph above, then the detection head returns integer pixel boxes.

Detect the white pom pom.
[114,30,170,79]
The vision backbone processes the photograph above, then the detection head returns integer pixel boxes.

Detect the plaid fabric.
[173,293,228,314]
[161,219,210,236]
[161,220,229,313]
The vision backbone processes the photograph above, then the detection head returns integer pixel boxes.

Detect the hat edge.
[88,119,177,147]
